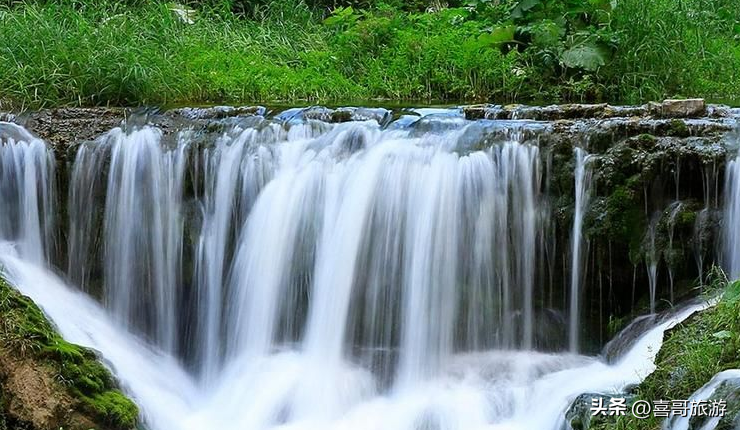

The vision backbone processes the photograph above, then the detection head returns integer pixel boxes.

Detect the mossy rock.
[0,275,138,430]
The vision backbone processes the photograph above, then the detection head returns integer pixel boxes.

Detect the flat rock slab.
[655,98,707,118]
[464,99,715,121]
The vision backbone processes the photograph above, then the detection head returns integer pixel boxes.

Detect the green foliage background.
[0,0,738,108]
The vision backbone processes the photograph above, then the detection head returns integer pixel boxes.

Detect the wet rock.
[300,106,335,122]
[345,107,393,126]
[462,104,496,120]
[464,103,638,121]
[168,105,266,120]
[0,112,16,123]
[276,106,393,126]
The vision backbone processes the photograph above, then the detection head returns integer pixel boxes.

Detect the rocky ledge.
[1,99,735,150]
[463,99,736,121]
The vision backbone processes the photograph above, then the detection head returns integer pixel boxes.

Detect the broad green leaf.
[724,280,740,303]
[478,25,517,46]
[323,6,356,26]
[589,0,614,11]
[511,0,542,19]
[530,20,565,47]
[560,43,606,71]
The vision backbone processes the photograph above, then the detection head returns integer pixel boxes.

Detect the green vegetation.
[593,269,740,430]
[0,0,739,108]
[0,275,138,430]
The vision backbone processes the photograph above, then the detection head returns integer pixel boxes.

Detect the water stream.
[568,148,592,353]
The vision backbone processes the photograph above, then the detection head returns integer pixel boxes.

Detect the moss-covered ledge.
[586,272,740,430]
[0,274,138,430]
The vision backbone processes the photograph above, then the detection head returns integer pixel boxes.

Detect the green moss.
[588,186,646,260]
[84,391,139,430]
[637,133,657,144]
[668,119,690,138]
[0,276,138,430]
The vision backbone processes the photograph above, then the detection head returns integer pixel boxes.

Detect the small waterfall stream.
[569,148,592,352]
[0,122,55,265]
[1,109,739,430]
[724,154,740,279]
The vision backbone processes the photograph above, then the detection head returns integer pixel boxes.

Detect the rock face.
[0,276,138,430]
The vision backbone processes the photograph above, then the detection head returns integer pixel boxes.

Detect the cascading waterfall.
[64,116,547,389]
[569,148,592,352]
[68,127,189,353]
[0,110,731,430]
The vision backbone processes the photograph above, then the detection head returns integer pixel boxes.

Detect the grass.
[591,268,740,430]
[0,274,138,430]
[0,0,738,108]
[605,0,740,103]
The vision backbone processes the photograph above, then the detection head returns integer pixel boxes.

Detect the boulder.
[659,99,707,118]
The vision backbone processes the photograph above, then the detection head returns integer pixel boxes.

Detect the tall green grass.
[607,0,740,103]
[0,0,738,108]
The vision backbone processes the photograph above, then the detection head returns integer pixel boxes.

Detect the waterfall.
[724,155,740,280]
[568,148,592,353]
[0,110,727,430]
[0,122,55,264]
[62,118,545,385]
[68,127,189,353]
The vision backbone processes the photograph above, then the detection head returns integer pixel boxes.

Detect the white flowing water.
[645,212,661,313]
[568,148,592,353]
[0,122,55,265]
[724,154,740,280]
[0,246,710,430]
[0,115,714,430]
